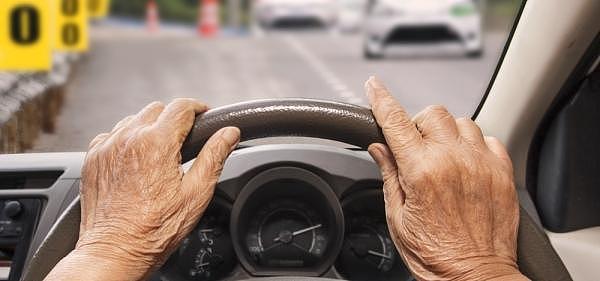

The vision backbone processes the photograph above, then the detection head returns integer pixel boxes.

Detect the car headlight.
[450,3,476,17]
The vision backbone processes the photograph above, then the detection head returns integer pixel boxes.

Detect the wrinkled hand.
[365,77,527,281]
[73,99,240,280]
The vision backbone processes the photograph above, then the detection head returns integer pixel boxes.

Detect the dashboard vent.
[0,171,63,190]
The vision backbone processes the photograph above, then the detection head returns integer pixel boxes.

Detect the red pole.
[198,0,219,37]
[146,0,159,33]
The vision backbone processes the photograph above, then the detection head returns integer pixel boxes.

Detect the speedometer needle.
[292,224,323,236]
[367,250,392,260]
[273,224,323,242]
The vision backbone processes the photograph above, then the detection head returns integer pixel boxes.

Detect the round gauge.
[231,167,344,276]
[336,189,413,281]
[158,197,236,281]
[246,199,328,267]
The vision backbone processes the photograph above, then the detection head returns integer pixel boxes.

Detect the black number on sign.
[62,24,79,46]
[62,0,78,16]
[9,5,40,45]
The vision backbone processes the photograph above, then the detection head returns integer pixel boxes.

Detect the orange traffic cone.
[198,0,219,37]
[146,0,160,33]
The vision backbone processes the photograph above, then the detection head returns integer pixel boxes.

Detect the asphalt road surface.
[32,22,509,152]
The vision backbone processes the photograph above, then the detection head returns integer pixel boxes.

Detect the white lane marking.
[282,35,365,105]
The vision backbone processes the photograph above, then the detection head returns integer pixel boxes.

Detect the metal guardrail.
[0,54,78,153]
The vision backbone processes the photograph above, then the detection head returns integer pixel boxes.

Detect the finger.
[365,76,422,159]
[111,115,135,133]
[155,98,209,143]
[182,127,241,215]
[485,136,513,170]
[412,105,458,142]
[88,133,110,149]
[131,101,165,127]
[455,117,485,146]
[368,143,405,208]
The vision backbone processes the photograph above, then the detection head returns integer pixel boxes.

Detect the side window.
[534,68,600,232]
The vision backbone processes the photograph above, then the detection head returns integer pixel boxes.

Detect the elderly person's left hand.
[45,99,241,281]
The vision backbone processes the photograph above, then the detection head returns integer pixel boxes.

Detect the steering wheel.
[22,99,571,281]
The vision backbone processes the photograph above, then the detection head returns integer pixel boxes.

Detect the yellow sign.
[53,0,89,51]
[0,0,52,71]
[88,0,110,19]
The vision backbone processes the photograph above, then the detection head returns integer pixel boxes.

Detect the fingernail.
[220,127,241,148]
[365,76,376,104]
[365,76,385,105]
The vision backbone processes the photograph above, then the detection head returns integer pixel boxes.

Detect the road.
[32,22,508,152]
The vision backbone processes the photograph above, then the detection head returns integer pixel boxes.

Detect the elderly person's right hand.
[366,77,528,281]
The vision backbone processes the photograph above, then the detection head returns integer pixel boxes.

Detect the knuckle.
[423,105,450,118]
[382,106,410,127]
[456,116,473,124]
[171,100,198,118]
[170,98,194,108]
[148,101,165,109]
[113,115,134,130]
[168,99,193,112]
[88,133,108,148]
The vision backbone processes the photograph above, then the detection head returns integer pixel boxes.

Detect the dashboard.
[0,144,416,281]
[152,145,415,281]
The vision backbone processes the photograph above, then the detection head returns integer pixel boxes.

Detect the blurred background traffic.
[0,0,523,153]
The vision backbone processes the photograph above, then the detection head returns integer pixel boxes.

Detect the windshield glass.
[0,0,523,153]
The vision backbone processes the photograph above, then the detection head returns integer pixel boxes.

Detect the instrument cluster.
[155,167,414,281]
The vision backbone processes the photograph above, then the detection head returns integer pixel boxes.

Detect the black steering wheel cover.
[181,99,385,162]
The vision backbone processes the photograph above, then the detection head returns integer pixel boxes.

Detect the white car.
[253,0,338,28]
[363,0,483,59]
[336,0,368,33]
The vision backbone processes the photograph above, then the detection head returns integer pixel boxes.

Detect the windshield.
[0,0,523,153]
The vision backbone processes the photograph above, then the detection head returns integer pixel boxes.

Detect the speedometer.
[230,167,344,277]
[246,199,328,268]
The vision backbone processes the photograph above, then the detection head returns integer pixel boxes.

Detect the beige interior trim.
[547,228,600,281]
[475,0,600,279]
[476,0,599,188]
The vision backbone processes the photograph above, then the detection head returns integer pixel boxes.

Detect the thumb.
[369,143,408,254]
[182,127,241,201]
[368,143,405,208]
[368,143,405,229]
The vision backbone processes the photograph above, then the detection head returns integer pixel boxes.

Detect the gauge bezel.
[230,167,345,277]
[157,195,237,281]
[340,188,385,217]
[335,188,413,281]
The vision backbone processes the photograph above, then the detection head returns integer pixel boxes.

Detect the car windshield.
[0,0,523,153]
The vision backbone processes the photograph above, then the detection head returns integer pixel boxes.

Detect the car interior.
[0,0,598,281]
